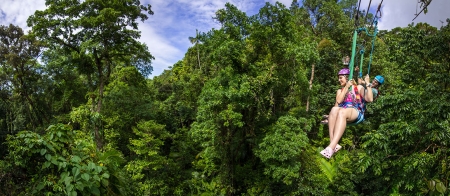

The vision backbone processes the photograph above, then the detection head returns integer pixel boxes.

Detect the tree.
[188,29,202,70]
[27,0,155,149]
[189,2,323,195]
[101,66,152,153]
[0,24,47,133]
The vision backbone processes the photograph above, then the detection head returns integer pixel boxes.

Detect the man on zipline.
[320,68,377,159]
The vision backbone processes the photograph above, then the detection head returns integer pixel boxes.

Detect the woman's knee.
[337,108,350,117]
[329,107,340,116]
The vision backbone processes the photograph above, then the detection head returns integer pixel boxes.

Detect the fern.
[319,158,337,182]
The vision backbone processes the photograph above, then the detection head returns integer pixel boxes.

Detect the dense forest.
[0,0,449,195]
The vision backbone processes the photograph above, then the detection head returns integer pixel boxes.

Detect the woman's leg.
[327,106,340,141]
[328,108,359,150]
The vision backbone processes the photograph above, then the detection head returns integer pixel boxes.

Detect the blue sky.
[1,0,449,77]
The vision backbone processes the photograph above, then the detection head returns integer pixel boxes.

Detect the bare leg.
[328,108,359,150]
[327,106,340,141]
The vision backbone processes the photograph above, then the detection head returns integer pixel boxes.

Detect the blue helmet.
[374,75,384,85]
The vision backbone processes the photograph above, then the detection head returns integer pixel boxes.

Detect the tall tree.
[27,0,154,149]
[0,24,46,132]
[188,29,202,70]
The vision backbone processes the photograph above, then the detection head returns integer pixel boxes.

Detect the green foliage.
[125,120,174,195]
[102,66,152,151]
[2,123,129,195]
[255,116,309,185]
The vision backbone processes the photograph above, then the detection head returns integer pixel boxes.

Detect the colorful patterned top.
[338,85,364,113]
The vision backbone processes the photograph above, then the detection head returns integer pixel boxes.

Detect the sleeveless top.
[338,85,364,113]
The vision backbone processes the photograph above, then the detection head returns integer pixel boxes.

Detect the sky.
[1,0,449,77]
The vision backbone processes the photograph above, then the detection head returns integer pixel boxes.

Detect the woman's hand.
[345,80,354,88]
[364,74,370,84]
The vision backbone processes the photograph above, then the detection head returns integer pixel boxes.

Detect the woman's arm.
[336,80,352,104]
[362,75,374,102]
[335,89,343,105]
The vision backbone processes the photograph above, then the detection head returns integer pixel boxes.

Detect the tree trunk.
[94,49,104,150]
[306,64,315,112]
[197,45,201,70]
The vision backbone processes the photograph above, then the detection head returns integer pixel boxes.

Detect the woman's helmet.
[374,75,384,85]
[338,68,350,75]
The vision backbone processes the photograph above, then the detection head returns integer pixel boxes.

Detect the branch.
[412,0,432,21]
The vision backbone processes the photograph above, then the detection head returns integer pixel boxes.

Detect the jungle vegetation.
[0,0,449,195]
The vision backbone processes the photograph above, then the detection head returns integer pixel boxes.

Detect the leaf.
[101,173,109,179]
[88,162,96,170]
[40,148,47,155]
[75,181,85,191]
[65,176,73,186]
[72,167,80,178]
[101,179,109,187]
[428,180,435,191]
[60,172,69,182]
[70,191,77,196]
[436,182,446,193]
[66,184,74,192]
[95,165,102,173]
[58,161,67,170]
[45,153,52,161]
[43,161,51,169]
[70,155,81,163]
[51,158,58,166]
[81,173,90,182]
[36,182,45,191]
[90,186,100,196]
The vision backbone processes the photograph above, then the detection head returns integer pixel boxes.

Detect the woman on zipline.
[321,73,384,124]
[320,68,376,159]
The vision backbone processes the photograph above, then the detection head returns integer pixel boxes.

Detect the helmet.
[338,68,350,75]
[374,75,384,85]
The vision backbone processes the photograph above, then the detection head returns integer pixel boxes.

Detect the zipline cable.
[367,17,378,75]
[369,0,383,32]
[363,0,373,26]
[354,0,383,77]
[355,0,363,27]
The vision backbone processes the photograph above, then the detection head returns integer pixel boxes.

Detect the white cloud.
[138,21,183,77]
[0,0,46,31]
